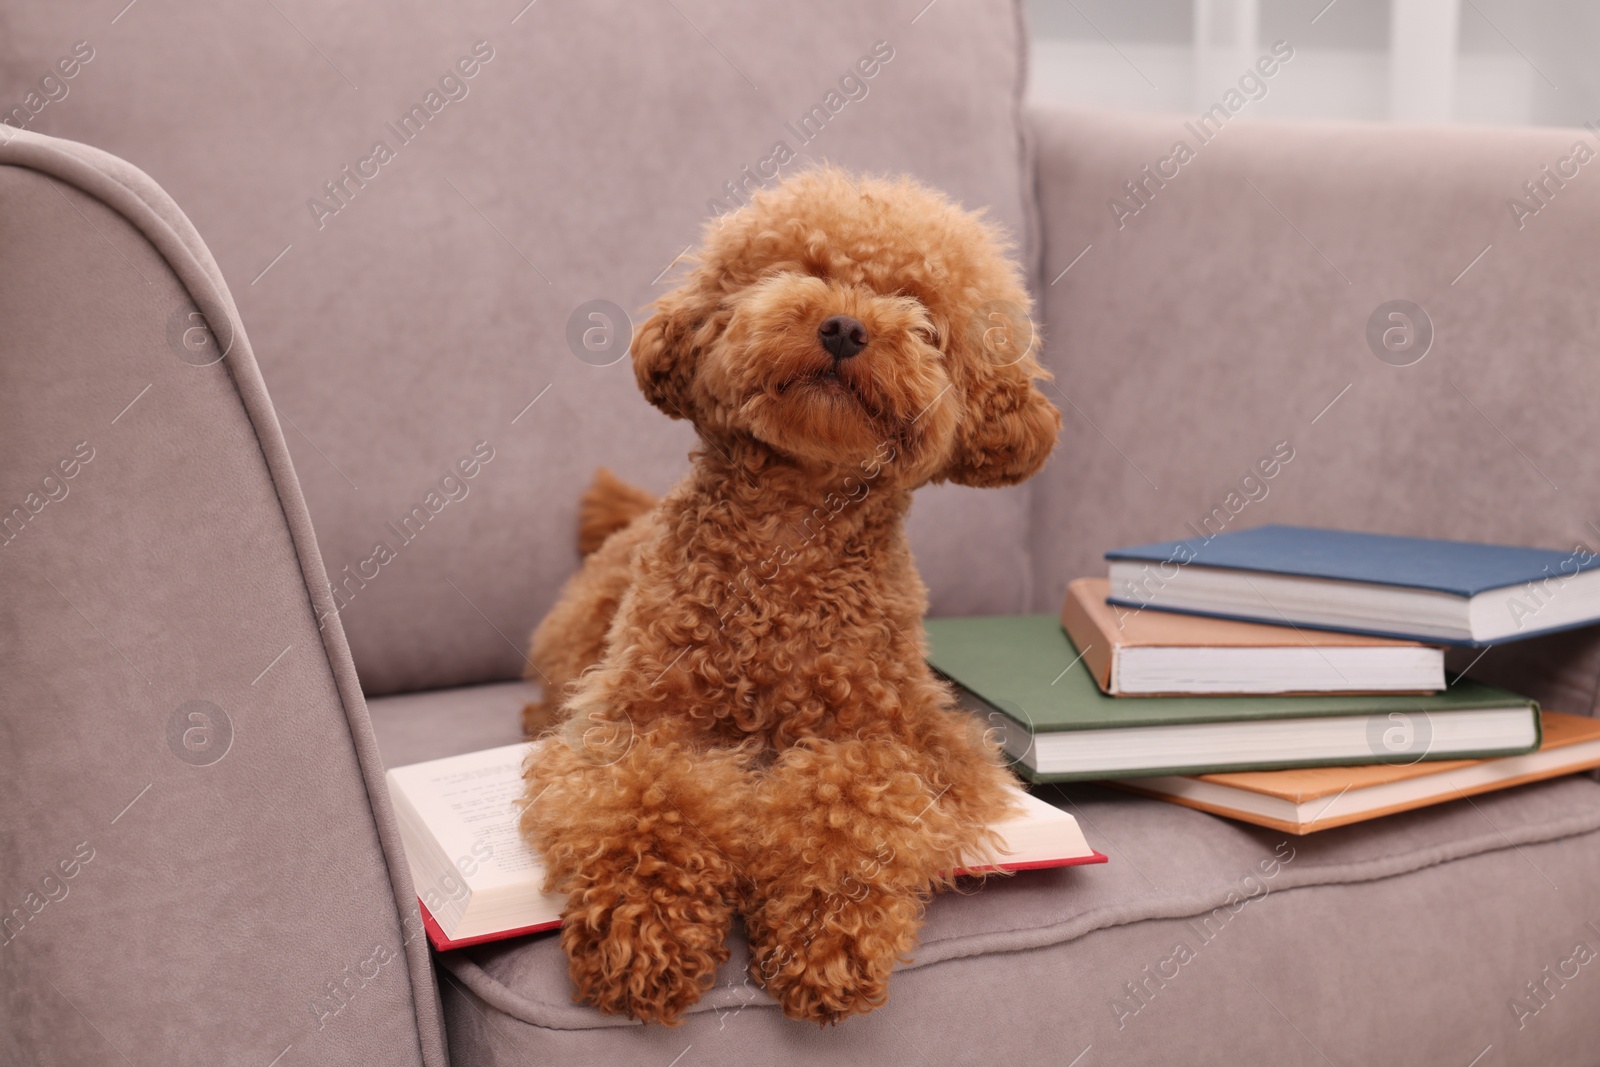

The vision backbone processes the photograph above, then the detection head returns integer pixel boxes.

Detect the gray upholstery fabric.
[1028,106,1600,716]
[368,680,1600,1066]
[0,130,445,1067]
[437,774,1600,1065]
[369,680,532,769]
[1,0,1041,697]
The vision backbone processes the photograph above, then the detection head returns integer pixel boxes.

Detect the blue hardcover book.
[1106,525,1600,647]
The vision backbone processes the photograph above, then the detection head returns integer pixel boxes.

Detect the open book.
[385,742,1107,951]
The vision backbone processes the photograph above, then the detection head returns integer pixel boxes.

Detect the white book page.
[388,742,542,893]
[968,787,1093,868]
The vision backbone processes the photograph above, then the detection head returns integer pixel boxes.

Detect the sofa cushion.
[366,682,1600,1065]
[437,774,1600,1065]
[3,0,1043,696]
[368,679,532,769]
[1026,105,1600,715]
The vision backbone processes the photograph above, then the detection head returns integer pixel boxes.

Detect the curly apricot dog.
[520,166,1060,1026]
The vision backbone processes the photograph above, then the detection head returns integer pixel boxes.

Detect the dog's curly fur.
[519,166,1061,1026]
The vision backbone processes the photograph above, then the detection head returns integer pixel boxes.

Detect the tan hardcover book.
[1062,578,1445,696]
[1109,711,1600,834]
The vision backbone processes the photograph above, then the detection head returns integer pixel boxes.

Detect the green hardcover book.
[925,615,1542,782]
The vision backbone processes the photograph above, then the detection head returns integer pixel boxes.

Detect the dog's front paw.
[560,858,736,1025]
[745,884,923,1024]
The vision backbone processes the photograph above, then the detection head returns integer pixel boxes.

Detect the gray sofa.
[4,2,1599,1064]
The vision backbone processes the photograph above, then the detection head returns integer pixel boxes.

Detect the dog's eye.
[915,324,941,349]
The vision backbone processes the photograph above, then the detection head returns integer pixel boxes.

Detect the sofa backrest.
[1,0,1040,696]
[1029,106,1600,713]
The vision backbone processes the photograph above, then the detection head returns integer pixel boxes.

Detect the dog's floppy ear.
[630,285,704,421]
[939,301,1062,488]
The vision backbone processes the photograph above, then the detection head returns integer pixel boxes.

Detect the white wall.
[1024,0,1593,128]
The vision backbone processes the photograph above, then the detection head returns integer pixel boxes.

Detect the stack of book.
[383,524,1600,950]
[930,525,1600,834]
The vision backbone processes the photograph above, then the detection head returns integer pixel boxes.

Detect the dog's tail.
[577,467,657,556]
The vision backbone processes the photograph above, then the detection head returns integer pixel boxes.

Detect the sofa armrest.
[0,129,446,1067]
[1023,104,1600,714]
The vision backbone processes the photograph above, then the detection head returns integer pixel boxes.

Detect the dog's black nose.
[818,315,868,360]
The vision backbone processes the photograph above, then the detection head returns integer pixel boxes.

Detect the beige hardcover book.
[1062,578,1445,696]
[1110,711,1600,834]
